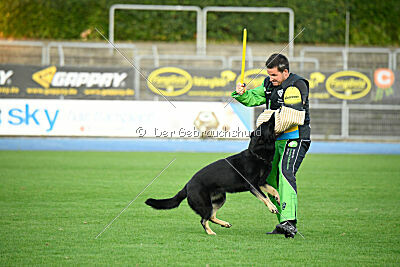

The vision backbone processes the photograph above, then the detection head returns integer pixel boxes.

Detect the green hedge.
[0,0,399,46]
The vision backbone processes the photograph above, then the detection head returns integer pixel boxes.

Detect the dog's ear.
[248,126,261,150]
[258,114,275,136]
[267,113,275,134]
[268,113,275,128]
[264,113,276,144]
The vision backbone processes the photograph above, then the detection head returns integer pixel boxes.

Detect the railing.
[201,6,294,57]
[108,4,295,56]
[256,104,400,141]
[227,46,254,69]
[308,104,400,141]
[300,46,393,70]
[0,40,47,65]
[228,55,320,71]
[46,42,138,66]
[0,40,326,71]
[393,48,400,70]
[1,40,399,141]
[109,4,203,54]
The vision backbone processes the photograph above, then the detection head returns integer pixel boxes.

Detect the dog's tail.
[145,186,187,210]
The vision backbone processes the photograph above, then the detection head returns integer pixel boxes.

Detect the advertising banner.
[1,64,399,104]
[0,99,253,139]
[143,67,400,104]
[0,65,135,100]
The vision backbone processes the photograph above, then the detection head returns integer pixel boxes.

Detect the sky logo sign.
[7,104,59,132]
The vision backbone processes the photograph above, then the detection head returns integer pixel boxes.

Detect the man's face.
[267,67,289,86]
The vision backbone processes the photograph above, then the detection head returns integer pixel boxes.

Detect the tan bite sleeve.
[256,106,305,133]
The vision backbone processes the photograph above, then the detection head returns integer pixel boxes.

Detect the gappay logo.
[32,66,127,89]
[0,70,14,85]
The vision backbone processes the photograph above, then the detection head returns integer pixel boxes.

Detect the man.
[232,54,311,238]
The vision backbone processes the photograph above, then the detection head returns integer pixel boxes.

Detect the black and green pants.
[266,139,310,223]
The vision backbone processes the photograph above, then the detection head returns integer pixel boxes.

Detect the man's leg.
[266,142,281,207]
[265,140,285,235]
[270,139,310,237]
[278,139,300,223]
[294,140,311,175]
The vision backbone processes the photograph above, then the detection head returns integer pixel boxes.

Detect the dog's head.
[248,114,276,161]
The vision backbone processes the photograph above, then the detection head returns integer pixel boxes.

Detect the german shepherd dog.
[145,115,280,235]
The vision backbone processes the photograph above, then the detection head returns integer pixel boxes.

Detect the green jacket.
[231,85,266,107]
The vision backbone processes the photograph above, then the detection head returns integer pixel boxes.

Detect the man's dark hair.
[266,54,289,72]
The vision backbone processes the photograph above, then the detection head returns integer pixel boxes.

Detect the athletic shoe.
[266,227,283,235]
[276,221,297,238]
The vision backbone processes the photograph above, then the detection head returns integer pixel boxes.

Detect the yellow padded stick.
[240,28,247,85]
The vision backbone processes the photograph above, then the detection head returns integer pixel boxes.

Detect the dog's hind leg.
[210,193,232,228]
[201,219,216,235]
[187,190,215,235]
[260,184,280,205]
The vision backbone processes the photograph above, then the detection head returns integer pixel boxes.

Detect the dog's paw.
[275,196,281,206]
[206,230,217,235]
[221,223,232,228]
[267,204,278,214]
[270,208,278,214]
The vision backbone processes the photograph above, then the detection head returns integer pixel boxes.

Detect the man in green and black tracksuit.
[232,54,311,238]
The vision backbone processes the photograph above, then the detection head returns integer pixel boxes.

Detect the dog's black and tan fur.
[145,116,280,235]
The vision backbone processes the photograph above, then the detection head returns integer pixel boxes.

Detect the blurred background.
[0,0,399,147]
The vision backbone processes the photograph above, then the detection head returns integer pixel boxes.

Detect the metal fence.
[46,42,138,67]
[311,104,400,141]
[108,4,295,57]
[109,4,203,54]
[300,46,394,71]
[0,40,138,67]
[0,40,47,65]
[1,44,399,142]
[253,104,400,141]
[1,40,399,71]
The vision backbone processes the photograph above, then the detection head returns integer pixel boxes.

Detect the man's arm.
[283,80,308,111]
[231,83,266,107]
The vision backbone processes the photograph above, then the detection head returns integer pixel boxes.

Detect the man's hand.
[236,83,246,95]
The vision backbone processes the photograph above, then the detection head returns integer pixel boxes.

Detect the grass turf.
[0,151,399,265]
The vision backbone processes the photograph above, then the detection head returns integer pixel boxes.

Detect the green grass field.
[1,151,399,265]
